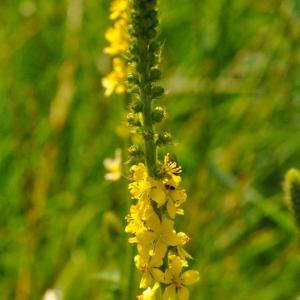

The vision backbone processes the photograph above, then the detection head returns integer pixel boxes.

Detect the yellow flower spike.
[163,255,200,300]
[120,0,199,296]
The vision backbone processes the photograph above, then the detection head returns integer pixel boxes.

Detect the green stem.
[140,44,157,177]
[143,96,157,177]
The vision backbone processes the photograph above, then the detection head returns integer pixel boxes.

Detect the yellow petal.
[151,268,165,283]
[138,282,160,300]
[177,286,190,300]
[151,187,166,207]
[161,219,174,234]
[170,189,187,205]
[163,284,176,300]
[167,199,176,219]
[182,270,200,285]
[154,240,168,260]
[165,231,181,247]
[140,272,152,289]
[146,211,161,232]
[169,255,184,277]
[177,246,193,260]
[164,269,173,284]
[137,230,156,245]
[150,253,163,267]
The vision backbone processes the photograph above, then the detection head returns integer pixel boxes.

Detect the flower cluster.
[102,0,129,96]
[101,0,200,297]
[126,156,199,299]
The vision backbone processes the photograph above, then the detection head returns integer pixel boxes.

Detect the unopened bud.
[152,106,166,123]
[127,113,141,127]
[156,131,172,145]
[151,86,164,99]
[150,68,161,81]
[128,145,143,157]
[131,101,143,113]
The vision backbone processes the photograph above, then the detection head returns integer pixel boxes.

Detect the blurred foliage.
[1,0,300,299]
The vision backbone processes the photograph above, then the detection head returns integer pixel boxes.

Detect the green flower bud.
[156,131,172,145]
[127,113,141,127]
[149,41,160,53]
[128,85,140,95]
[150,68,161,81]
[128,73,139,84]
[128,145,144,157]
[151,86,164,98]
[146,28,157,39]
[131,101,143,113]
[152,106,166,123]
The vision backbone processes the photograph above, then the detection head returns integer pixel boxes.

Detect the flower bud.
[146,28,157,39]
[127,113,141,127]
[152,106,166,123]
[131,101,143,113]
[128,145,144,157]
[156,131,172,145]
[150,68,161,81]
[128,73,139,84]
[149,41,160,53]
[151,86,164,98]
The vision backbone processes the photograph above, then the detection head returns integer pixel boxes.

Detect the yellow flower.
[103,148,122,181]
[145,212,181,261]
[163,256,200,300]
[128,163,150,199]
[177,232,193,261]
[137,282,160,300]
[165,189,187,218]
[163,154,182,176]
[128,211,181,262]
[162,154,182,188]
[110,0,128,20]
[104,20,128,56]
[129,163,166,206]
[135,249,165,288]
[125,204,145,234]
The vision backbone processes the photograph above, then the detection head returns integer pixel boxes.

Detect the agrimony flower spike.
[284,168,300,228]
[125,1,200,298]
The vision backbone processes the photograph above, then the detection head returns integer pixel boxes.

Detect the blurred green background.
[1,0,300,299]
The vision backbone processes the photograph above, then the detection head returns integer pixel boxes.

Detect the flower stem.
[140,49,157,177]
